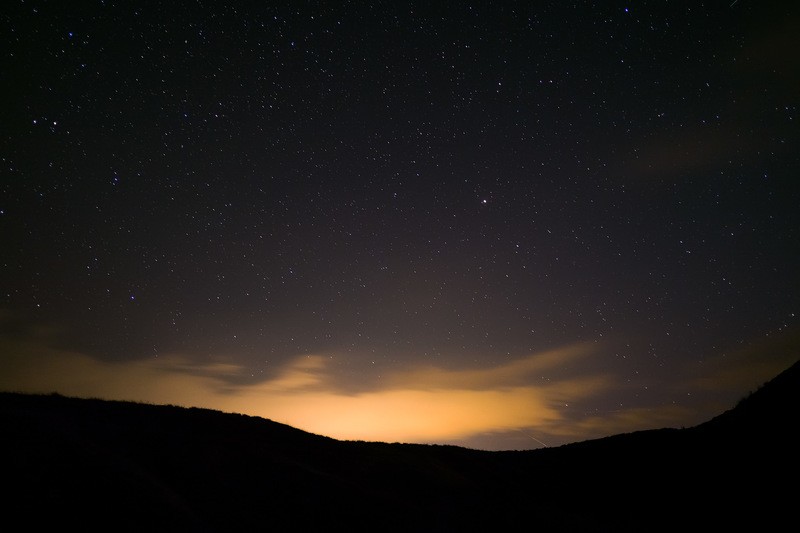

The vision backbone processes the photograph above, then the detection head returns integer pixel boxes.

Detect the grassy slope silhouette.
[2,359,798,532]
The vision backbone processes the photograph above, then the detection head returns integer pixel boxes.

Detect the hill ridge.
[2,358,798,532]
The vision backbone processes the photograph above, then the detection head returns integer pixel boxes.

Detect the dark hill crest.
[2,359,798,532]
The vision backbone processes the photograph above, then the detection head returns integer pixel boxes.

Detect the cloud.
[383,342,593,390]
[4,327,794,450]
[542,404,700,441]
[0,335,616,447]
[616,127,748,181]
[217,344,620,445]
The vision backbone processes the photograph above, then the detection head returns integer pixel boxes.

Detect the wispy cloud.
[2,329,795,450]
[0,337,613,446]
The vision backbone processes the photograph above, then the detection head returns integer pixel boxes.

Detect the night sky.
[2,1,799,450]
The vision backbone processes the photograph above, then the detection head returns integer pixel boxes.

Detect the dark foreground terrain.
[2,360,798,532]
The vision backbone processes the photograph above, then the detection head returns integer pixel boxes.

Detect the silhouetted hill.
[699,357,800,437]
[2,359,798,532]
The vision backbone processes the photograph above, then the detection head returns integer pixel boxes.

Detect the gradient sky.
[2,1,799,450]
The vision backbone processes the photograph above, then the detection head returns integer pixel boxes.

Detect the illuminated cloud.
[383,342,593,390]
[2,329,796,450]
[0,336,613,446]
[541,404,701,442]
[210,344,623,445]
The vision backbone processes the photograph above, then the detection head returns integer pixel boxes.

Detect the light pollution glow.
[0,332,796,450]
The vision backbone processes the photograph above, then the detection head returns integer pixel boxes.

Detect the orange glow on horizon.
[4,333,787,449]
[0,339,610,445]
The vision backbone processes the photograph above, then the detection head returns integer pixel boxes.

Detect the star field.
[2,1,799,449]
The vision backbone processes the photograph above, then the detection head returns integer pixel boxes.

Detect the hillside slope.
[2,359,798,532]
